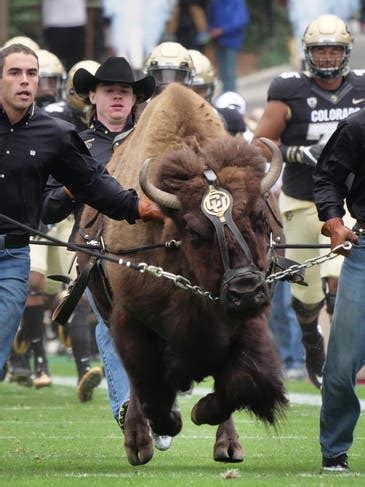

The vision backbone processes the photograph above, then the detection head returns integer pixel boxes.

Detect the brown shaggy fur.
[78,83,287,465]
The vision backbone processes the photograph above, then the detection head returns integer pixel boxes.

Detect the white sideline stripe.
[51,376,365,409]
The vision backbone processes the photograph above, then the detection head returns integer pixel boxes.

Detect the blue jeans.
[215,45,238,93]
[85,289,130,419]
[0,246,30,370]
[320,236,365,458]
[269,281,305,369]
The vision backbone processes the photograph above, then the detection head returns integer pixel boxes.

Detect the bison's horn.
[139,158,182,210]
[259,137,283,195]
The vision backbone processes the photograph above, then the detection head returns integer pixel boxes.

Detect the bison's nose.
[221,269,268,311]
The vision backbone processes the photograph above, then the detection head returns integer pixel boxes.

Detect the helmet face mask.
[191,83,215,101]
[36,50,65,104]
[188,49,216,102]
[148,66,192,87]
[306,45,347,80]
[302,15,353,79]
[144,42,194,93]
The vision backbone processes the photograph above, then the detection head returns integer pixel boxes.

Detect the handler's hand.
[321,217,358,256]
[138,197,165,222]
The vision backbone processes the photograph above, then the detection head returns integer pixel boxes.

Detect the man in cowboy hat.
[71,56,156,166]
[41,56,172,450]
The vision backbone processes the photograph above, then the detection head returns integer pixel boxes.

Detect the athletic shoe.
[322,453,349,472]
[117,400,129,433]
[151,431,172,451]
[8,357,32,387]
[33,371,52,389]
[78,366,102,402]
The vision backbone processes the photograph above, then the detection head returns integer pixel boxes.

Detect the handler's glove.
[138,197,165,222]
[282,143,324,167]
[321,217,359,256]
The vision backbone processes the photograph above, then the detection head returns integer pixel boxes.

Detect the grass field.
[1,355,365,486]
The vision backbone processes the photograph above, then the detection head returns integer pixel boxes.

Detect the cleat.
[78,367,102,402]
[117,400,129,433]
[8,354,32,387]
[33,371,52,388]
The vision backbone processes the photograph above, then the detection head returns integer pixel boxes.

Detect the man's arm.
[313,121,359,255]
[47,130,162,224]
[253,99,324,166]
[41,176,77,224]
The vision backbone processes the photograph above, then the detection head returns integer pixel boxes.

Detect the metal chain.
[119,242,353,301]
[265,241,352,284]
[137,263,219,301]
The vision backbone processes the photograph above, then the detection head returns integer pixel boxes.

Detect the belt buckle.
[0,235,6,250]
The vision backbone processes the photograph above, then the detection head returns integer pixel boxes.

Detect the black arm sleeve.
[41,176,77,224]
[313,120,359,222]
[47,129,139,224]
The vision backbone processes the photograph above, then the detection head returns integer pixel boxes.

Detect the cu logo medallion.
[202,189,231,218]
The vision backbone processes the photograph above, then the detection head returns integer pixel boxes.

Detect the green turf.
[1,356,365,486]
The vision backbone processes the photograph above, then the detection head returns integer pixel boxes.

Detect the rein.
[0,212,177,269]
[0,211,348,303]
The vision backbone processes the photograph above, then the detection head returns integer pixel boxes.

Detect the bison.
[78,83,288,466]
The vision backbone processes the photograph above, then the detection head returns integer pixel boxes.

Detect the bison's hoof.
[214,439,244,463]
[191,394,230,425]
[124,434,154,466]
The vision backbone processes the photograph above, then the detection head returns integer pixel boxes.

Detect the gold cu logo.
[202,189,231,218]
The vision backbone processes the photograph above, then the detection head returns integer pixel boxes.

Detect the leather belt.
[0,234,30,250]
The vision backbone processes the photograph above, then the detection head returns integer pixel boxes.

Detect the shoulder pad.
[278,71,302,79]
[45,101,65,113]
[351,69,365,77]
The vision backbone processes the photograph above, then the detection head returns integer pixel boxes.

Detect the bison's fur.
[78,83,288,465]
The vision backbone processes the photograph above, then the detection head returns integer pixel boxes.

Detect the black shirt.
[313,108,365,223]
[80,117,134,166]
[41,117,134,226]
[0,103,139,236]
[268,70,365,201]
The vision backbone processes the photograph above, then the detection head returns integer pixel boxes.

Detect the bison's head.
[140,136,282,316]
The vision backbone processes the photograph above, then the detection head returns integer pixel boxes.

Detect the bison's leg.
[192,314,288,425]
[123,390,154,466]
[112,310,182,438]
[214,417,244,463]
[191,392,228,425]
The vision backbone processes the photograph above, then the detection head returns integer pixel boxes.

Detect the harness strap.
[51,259,96,327]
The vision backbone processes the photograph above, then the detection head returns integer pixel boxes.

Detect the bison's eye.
[188,227,200,238]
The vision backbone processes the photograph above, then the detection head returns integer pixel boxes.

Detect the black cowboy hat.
[73,56,155,102]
